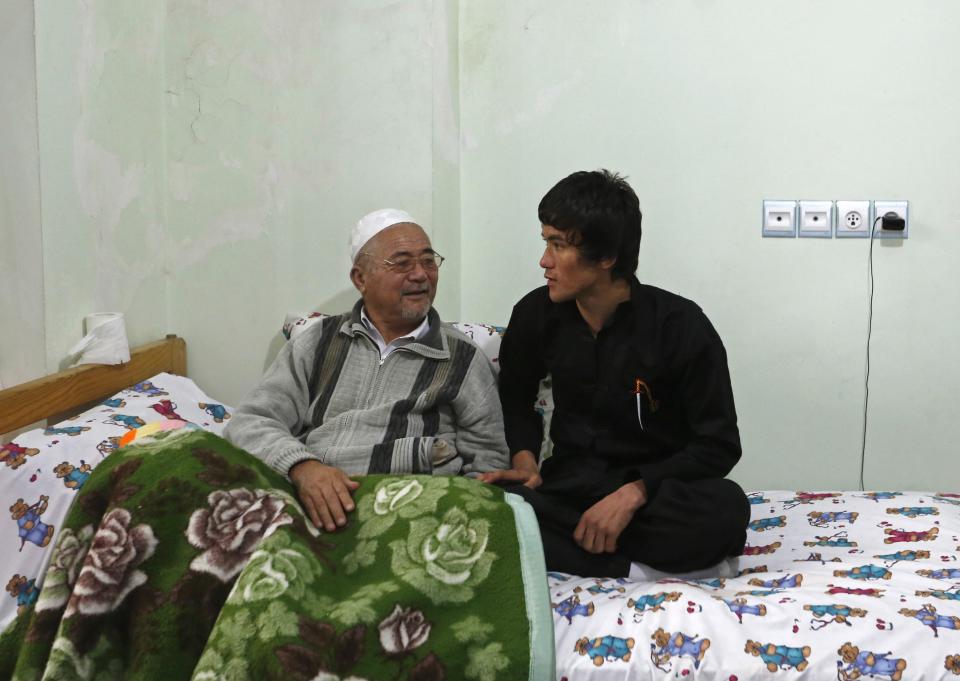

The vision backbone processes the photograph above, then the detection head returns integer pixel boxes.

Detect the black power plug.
[881,211,905,231]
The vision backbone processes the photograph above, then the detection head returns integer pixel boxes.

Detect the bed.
[0,336,553,680]
[3,330,959,680]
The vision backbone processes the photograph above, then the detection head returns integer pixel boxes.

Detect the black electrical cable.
[860,216,883,491]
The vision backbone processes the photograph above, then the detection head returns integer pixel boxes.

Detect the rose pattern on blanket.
[552,489,959,679]
[379,603,431,655]
[186,488,294,581]
[391,506,495,605]
[234,543,317,603]
[0,432,531,680]
[356,477,448,540]
[64,508,157,617]
[33,525,94,614]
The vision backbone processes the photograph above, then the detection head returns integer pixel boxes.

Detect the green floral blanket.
[0,431,546,681]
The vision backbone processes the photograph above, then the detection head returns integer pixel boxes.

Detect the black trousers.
[504,477,750,578]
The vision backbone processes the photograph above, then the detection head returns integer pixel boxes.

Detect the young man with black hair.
[480,170,750,578]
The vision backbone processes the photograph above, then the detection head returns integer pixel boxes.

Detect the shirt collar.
[360,306,431,344]
[546,275,642,327]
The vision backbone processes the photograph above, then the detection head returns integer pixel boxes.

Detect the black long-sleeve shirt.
[498,276,741,501]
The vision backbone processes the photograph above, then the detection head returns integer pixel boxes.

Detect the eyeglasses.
[362,252,446,274]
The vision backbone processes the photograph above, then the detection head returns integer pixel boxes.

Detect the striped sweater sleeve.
[224,324,323,476]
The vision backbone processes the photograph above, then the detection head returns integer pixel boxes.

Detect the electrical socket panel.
[873,200,909,239]
[798,200,834,238]
[835,200,872,238]
[762,200,797,237]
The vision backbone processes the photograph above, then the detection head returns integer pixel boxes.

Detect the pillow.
[282,312,553,461]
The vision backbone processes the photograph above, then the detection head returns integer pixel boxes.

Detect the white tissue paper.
[68,313,131,366]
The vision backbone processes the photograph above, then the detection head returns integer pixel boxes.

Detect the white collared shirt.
[360,307,431,362]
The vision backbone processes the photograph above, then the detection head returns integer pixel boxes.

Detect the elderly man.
[226,209,509,532]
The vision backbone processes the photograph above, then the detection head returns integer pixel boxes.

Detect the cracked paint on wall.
[36,0,168,371]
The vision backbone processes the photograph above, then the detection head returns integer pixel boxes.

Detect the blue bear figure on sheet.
[128,381,168,397]
[886,506,938,518]
[104,414,146,430]
[715,597,766,623]
[749,515,786,532]
[795,552,843,564]
[745,639,810,672]
[97,436,122,457]
[573,579,626,596]
[783,491,842,509]
[833,564,892,581]
[6,574,39,615]
[54,461,92,490]
[837,643,906,681]
[199,402,231,423]
[651,628,710,672]
[626,591,681,618]
[804,532,857,548]
[899,603,960,637]
[43,426,90,437]
[574,634,634,667]
[804,604,867,630]
[748,573,802,589]
[914,587,960,602]
[917,568,960,580]
[686,577,725,590]
[9,495,54,549]
[808,510,858,527]
[553,594,594,624]
[874,549,929,566]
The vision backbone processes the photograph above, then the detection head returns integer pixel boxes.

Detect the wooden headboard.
[0,335,186,435]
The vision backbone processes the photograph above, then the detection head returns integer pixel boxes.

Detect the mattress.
[551,490,960,680]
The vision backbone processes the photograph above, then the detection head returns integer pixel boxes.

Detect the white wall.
[163,0,461,405]
[9,1,457,409]
[8,0,959,491]
[0,0,44,389]
[459,0,960,490]
[33,0,169,371]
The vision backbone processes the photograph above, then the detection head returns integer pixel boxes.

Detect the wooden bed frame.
[0,335,186,435]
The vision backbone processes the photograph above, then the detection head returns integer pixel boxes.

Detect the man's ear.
[350,264,366,293]
[598,255,617,272]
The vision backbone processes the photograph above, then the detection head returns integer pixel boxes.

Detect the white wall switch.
[835,200,872,238]
[798,200,834,238]
[873,200,909,239]
[762,200,797,237]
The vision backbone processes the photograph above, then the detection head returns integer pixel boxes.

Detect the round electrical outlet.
[844,211,863,229]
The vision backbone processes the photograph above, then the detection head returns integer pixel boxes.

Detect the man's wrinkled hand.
[573,480,647,554]
[289,460,360,532]
[478,450,542,489]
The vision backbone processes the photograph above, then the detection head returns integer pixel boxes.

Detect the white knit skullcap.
[350,208,418,262]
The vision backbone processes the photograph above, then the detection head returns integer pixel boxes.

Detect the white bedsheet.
[551,490,960,680]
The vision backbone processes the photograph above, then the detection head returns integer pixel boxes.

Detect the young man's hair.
[538,169,641,280]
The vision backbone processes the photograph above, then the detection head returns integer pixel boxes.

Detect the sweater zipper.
[366,346,413,407]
